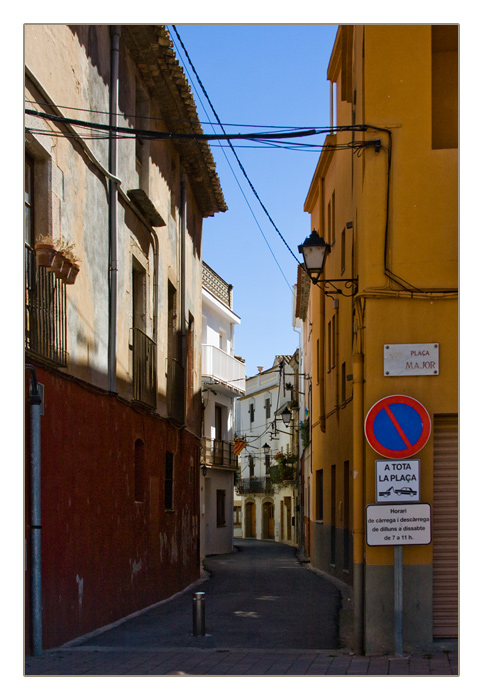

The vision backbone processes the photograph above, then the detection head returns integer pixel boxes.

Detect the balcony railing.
[236,477,274,495]
[132,327,157,408]
[25,246,67,366]
[202,345,245,394]
[202,437,237,469]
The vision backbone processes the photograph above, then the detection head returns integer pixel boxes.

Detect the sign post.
[394,546,403,657]
[365,395,432,657]
[366,503,431,656]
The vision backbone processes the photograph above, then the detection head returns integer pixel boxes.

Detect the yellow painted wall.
[304,24,458,606]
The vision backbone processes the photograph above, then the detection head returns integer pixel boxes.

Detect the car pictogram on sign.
[394,486,417,497]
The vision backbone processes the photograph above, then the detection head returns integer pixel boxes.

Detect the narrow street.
[78,539,341,651]
[25,539,458,675]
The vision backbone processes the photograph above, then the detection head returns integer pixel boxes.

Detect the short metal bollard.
[192,591,206,637]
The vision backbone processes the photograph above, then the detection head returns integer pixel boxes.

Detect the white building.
[200,262,245,559]
[236,355,299,546]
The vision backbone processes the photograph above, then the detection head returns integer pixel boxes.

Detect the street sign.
[384,343,439,376]
[366,503,431,546]
[376,459,420,503]
[365,395,431,459]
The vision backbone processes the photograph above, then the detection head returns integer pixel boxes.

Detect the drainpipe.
[180,174,187,417]
[26,364,42,656]
[108,26,121,393]
[352,352,365,654]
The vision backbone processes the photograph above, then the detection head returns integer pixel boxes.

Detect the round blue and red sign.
[365,395,431,459]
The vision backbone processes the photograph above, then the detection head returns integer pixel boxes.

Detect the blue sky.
[169,24,338,378]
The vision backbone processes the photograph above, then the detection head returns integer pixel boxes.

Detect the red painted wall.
[25,363,200,653]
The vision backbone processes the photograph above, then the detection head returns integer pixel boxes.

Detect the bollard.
[192,591,205,636]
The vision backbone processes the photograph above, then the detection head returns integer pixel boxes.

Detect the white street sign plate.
[366,503,431,546]
[376,459,420,502]
[384,343,439,376]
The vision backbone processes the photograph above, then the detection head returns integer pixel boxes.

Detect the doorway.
[262,501,275,539]
[245,501,256,538]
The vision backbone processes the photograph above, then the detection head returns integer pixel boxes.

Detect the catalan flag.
[233,438,247,456]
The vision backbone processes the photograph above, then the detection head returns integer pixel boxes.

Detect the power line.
[171,25,302,268]
[25,108,322,143]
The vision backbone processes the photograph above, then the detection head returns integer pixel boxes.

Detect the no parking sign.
[365,395,431,459]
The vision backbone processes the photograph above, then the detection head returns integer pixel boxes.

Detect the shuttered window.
[432,414,458,637]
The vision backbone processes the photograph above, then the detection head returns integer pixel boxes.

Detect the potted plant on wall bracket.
[34,235,57,267]
[34,236,80,284]
[56,241,81,284]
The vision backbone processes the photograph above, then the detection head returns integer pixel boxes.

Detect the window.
[134,439,145,502]
[135,80,150,191]
[132,258,156,407]
[265,397,271,419]
[216,490,226,527]
[327,191,335,243]
[233,505,241,526]
[25,155,67,366]
[249,454,256,477]
[330,464,336,566]
[167,282,183,421]
[165,452,174,510]
[249,403,255,423]
[315,469,324,520]
[431,25,458,150]
[340,228,346,274]
[328,313,337,371]
[327,321,332,371]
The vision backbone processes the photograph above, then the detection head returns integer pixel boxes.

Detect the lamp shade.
[281,407,291,426]
[298,230,330,280]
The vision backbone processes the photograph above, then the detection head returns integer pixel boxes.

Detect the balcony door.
[214,404,223,464]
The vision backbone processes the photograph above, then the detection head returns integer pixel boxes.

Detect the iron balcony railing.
[202,344,246,394]
[132,327,157,408]
[202,437,237,469]
[236,477,274,495]
[25,246,67,366]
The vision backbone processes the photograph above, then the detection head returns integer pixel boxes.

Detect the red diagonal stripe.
[384,405,412,448]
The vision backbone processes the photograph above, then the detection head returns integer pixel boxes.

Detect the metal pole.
[108,25,120,393]
[394,545,403,656]
[192,592,205,636]
[26,366,42,656]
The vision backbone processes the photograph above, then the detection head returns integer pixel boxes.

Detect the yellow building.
[297,25,458,654]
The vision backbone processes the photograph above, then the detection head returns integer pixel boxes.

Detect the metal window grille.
[132,327,157,408]
[25,246,67,366]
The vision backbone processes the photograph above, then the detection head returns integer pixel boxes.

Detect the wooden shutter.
[432,414,458,637]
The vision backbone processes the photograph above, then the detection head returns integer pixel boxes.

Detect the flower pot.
[49,250,66,277]
[55,256,72,280]
[35,243,56,268]
[65,262,80,285]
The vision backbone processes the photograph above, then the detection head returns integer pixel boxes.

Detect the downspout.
[108,26,121,393]
[352,352,365,654]
[26,364,42,656]
[180,174,187,418]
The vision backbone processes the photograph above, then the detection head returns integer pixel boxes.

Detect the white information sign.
[376,459,420,502]
[384,343,439,376]
[366,503,431,546]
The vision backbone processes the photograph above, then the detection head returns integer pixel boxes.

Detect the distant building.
[236,356,300,546]
[24,25,226,652]
[200,262,245,558]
